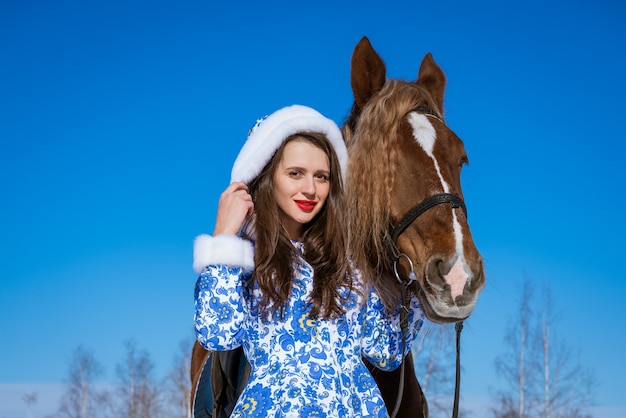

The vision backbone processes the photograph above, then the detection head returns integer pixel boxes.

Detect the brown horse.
[190,36,485,418]
[342,36,485,417]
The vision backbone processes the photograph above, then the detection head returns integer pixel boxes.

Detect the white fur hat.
[230,105,348,184]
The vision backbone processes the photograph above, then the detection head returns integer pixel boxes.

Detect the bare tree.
[534,285,595,418]
[112,340,164,418]
[54,345,107,418]
[491,279,595,418]
[23,391,37,418]
[162,338,193,418]
[492,278,534,418]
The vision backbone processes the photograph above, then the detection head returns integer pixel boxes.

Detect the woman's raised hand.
[212,182,254,236]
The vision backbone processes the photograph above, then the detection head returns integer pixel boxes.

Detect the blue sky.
[1,0,625,416]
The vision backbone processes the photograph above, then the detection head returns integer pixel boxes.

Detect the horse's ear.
[416,53,447,113]
[350,36,386,110]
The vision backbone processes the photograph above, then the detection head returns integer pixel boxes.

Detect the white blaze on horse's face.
[408,112,469,301]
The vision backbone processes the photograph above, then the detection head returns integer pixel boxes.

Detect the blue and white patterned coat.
[194,239,424,418]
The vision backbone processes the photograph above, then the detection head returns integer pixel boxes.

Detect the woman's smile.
[294,199,317,212]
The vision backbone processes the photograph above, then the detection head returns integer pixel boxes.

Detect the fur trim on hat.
[193,234,254,274]
[230,105,348,185]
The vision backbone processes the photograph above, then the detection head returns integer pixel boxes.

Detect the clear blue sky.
[1,0,625,417]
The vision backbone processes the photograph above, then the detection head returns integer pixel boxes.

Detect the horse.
[342,36,485,417]
[190,36,485,418]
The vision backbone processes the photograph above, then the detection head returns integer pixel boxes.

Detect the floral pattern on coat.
[194,243,424,418]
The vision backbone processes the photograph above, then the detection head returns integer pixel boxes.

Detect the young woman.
[193,105,424,417]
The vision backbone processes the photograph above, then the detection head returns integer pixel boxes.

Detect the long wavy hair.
[246,132,353,320]
[342,79,443,312]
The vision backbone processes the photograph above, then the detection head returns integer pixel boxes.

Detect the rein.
[387,192,467,418]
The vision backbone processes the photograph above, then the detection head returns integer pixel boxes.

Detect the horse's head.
[343,37,485,324]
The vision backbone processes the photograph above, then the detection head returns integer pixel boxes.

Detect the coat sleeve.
[194,265,248,351]
[360,285,424,371]
[193,233,254,351]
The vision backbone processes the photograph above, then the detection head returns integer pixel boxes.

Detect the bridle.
[388,193,466,260]
[386,190,467,418]
[387,191,466,418]
[385,105,468,260]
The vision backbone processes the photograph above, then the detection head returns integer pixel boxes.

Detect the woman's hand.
[212,182,254,236]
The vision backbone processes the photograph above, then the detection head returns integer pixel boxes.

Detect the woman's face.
[272,138,331,240]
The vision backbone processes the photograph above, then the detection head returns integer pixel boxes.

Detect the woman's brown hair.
[246,132,353,320]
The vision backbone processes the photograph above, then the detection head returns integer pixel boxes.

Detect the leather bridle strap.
[389,283,413,418]
[390,193,467,251]
[452,321,463,418]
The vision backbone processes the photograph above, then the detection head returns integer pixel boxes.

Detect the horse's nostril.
[426,258,446,285]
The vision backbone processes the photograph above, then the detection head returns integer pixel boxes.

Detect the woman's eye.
[315,174,329,182]
[289,171,302,178]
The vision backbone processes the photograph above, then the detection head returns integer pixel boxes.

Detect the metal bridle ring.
[393,253,417,284]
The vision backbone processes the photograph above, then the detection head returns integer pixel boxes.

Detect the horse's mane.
[343,79,443,312]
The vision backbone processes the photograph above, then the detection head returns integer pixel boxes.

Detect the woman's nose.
[302,176,316,197]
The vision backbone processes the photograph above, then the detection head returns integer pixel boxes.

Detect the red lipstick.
[294,200,317,212]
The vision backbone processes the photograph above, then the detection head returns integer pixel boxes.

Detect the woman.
[193,105,424,417]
